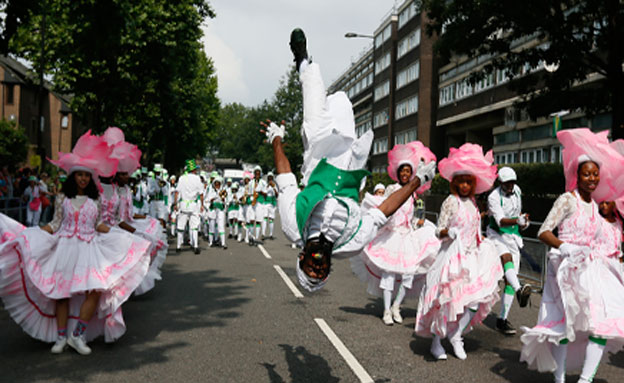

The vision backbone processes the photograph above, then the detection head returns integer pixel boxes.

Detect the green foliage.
[363,172,393,193]
[430,173,450,195]
[422,0,624,138]
[0,119,29,168]
[10,0,219,171]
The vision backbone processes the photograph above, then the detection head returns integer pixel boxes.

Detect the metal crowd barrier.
[0,197,27,224]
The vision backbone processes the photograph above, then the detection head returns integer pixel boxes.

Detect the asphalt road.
[1,222,623,383]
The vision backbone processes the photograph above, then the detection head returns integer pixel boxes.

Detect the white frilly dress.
[520,192,624,372]
[415,195,503,338]
[351,185,440,297]
[114,185,168,296]
[0,194,151,343]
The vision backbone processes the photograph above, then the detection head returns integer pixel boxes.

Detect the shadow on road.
[0,261,250,383]
[260,344,341,383]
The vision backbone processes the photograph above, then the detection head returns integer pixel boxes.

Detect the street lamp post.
[344,32,374,39]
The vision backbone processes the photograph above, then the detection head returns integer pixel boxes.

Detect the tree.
[10,0,219,171]
[422,0,624,138]
[0,119,29,169]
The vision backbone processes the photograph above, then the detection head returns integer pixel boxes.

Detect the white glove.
[265,122,286,144]
[517,214,528,227]
[415,160,436,186]
[447,227,459,240]
[558,243,591,258]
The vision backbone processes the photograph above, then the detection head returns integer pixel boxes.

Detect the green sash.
[295,158,370,240]
[212,202,225,210]
[266,195,277,206]
[488,189,521,236]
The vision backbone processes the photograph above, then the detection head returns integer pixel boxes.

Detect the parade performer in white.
[263,172,278,239]
[174,160,204,254]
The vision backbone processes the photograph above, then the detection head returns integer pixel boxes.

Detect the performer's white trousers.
[177,210,200,248]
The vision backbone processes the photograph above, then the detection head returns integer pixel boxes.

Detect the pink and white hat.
[609,138,624,216]
[102,127,142,174]
[49,130,118,178]
[558,128,624,203]
[387,141,437,194]
[438,143,497,194]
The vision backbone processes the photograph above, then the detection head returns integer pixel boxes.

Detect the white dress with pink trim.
[415,195,503,338]
[0,194,151,343]
[107,185,167,295]
[351,185,440,297]
[0,213,25,244]
[520,192,624,373]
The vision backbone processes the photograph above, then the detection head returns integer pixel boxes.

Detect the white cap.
[373,183,385,193]
[253,165,262,173]
[267,171,275,178]
[498,167,517,183]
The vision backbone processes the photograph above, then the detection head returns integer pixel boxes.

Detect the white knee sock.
[177,231,183,249]
[552,341,568,382]
[220,233,226,248]
[392,285,407,308]
[269,220,274,236]
[503,261,521,291]
[261,219,267,236]
[383,289,392,311]
[191,229,198,248]
[499,288,515,320]
[255,223,261,239]
[450,306,477,342]
[580,338,606,382]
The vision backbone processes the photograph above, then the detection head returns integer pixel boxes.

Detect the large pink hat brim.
[49,130,118,178]
[438,143,497,194]
[558,128,624,202]
[387,141,437,194]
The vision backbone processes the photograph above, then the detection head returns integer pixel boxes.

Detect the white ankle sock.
[500,289,515,320]
[393,285,407,308]
[269,221,274,236]
[580,338,606,382]
[552,342,568,382]
[383,289,392,311]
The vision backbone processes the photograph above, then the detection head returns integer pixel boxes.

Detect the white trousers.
[26,208,41,227]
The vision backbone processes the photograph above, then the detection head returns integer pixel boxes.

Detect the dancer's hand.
[517,214,529,228]
[415,160,436,185]
[558,243,590,258]
[446,227,459,240]
[260,119,286,144]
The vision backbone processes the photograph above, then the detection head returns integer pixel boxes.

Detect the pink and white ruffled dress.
[115,185,168,296]
[415,195,503,339]
[351,185,440,297]
[520,192,624,373]
[0,194,151,343]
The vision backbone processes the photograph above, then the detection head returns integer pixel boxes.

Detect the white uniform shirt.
[488,185,522,226]
[176,173,204,211]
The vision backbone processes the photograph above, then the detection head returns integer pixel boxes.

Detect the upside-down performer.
[264,28,436,292]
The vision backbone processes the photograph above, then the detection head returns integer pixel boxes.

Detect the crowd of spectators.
[0,165,66,227]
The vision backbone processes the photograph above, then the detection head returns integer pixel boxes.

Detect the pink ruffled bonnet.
[102,127,142,174]
[438,143,497,194]
[49,130,118,178]
[386,141,437,194]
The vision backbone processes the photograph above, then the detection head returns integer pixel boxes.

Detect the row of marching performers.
[0,127,168,355]
[349,130,624,383]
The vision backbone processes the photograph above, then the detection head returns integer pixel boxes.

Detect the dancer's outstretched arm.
[378,161,436,218]
[261,120,290,174]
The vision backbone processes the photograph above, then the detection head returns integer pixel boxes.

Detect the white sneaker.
[430,336,447,360]
[390,305,403,324]
[450,339,467,360]
[68,334,92,355]
[382,309,393,325]
[51,337,67,354]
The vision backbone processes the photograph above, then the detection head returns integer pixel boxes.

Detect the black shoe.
[228,234,232,239]
[289,28,308,71]
[223,245,227,250]
[516,284,532,308]
[176,248,181,253]
[269,236,274,240]
[496,318,517,335]
[193,247,200,255]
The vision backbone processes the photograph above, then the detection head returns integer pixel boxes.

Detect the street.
[1,224,622,383]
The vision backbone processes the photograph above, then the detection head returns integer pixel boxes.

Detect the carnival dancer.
[206,176,228,249]
[0,131,151,355]
[415,143,503,361]
[263,172,279,239]
[597,200,623,263]
[148,164,167,228]
[351,141,440,325]
[251,166,268,242]
[168,175,177,237]
[132,168,148,216]
[174,160,204,254]
[23,175,43,227]
[99,127,167,296]
[373,183,385,196]
[520,128,624,383]
[486,167,533,335]
[227,182,242,240]
[262,28,436,292]
[242,172,256,244]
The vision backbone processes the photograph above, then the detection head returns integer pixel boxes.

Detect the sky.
[201,0,399,107]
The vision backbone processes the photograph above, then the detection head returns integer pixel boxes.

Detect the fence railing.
[0,197,27,224]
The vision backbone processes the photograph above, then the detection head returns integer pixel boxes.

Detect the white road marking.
[273,265,304,298]
[314,318,374,383]
[257,244,272,259]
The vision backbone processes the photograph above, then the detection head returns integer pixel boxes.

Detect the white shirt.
[488,185,522,226]
[176,173,204,202]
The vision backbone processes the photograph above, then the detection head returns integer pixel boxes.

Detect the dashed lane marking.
[273,265,304,298]
[257,244,272,259]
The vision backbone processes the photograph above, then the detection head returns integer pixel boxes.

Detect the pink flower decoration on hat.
[102,127,142,174]
[558,128,624,202]
[387,141,437,194]
[49,130,118,178]
[438,143,497,194]
[609,139,624,216]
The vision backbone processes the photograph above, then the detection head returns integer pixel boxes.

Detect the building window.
[394,129,417,145]
[355,112,372,138]
[395,95,418,120]
[373,109,389,128]
[397,28,421,59]
[375,52,391,74]
[474,73,494,93]
[496,69,509,85]
[493,130,520,145]
[522,124,551,141]
[551,145,561,163]
[374,80,390,101]
[374,24,392,48]
[372,137,389,155]
[439,83,455,106]
[372,165,386,174]
[520,148,549,164]
[6,84,14,104]
[396,61,419,89]
[455,78,473,100]
[398,1,419,29]
[61,114,69,129]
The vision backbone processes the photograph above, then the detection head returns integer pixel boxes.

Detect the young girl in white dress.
[520,128,624,383]
[0,131,151,355]
[415,143,503,361]
[352,141,439,326]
